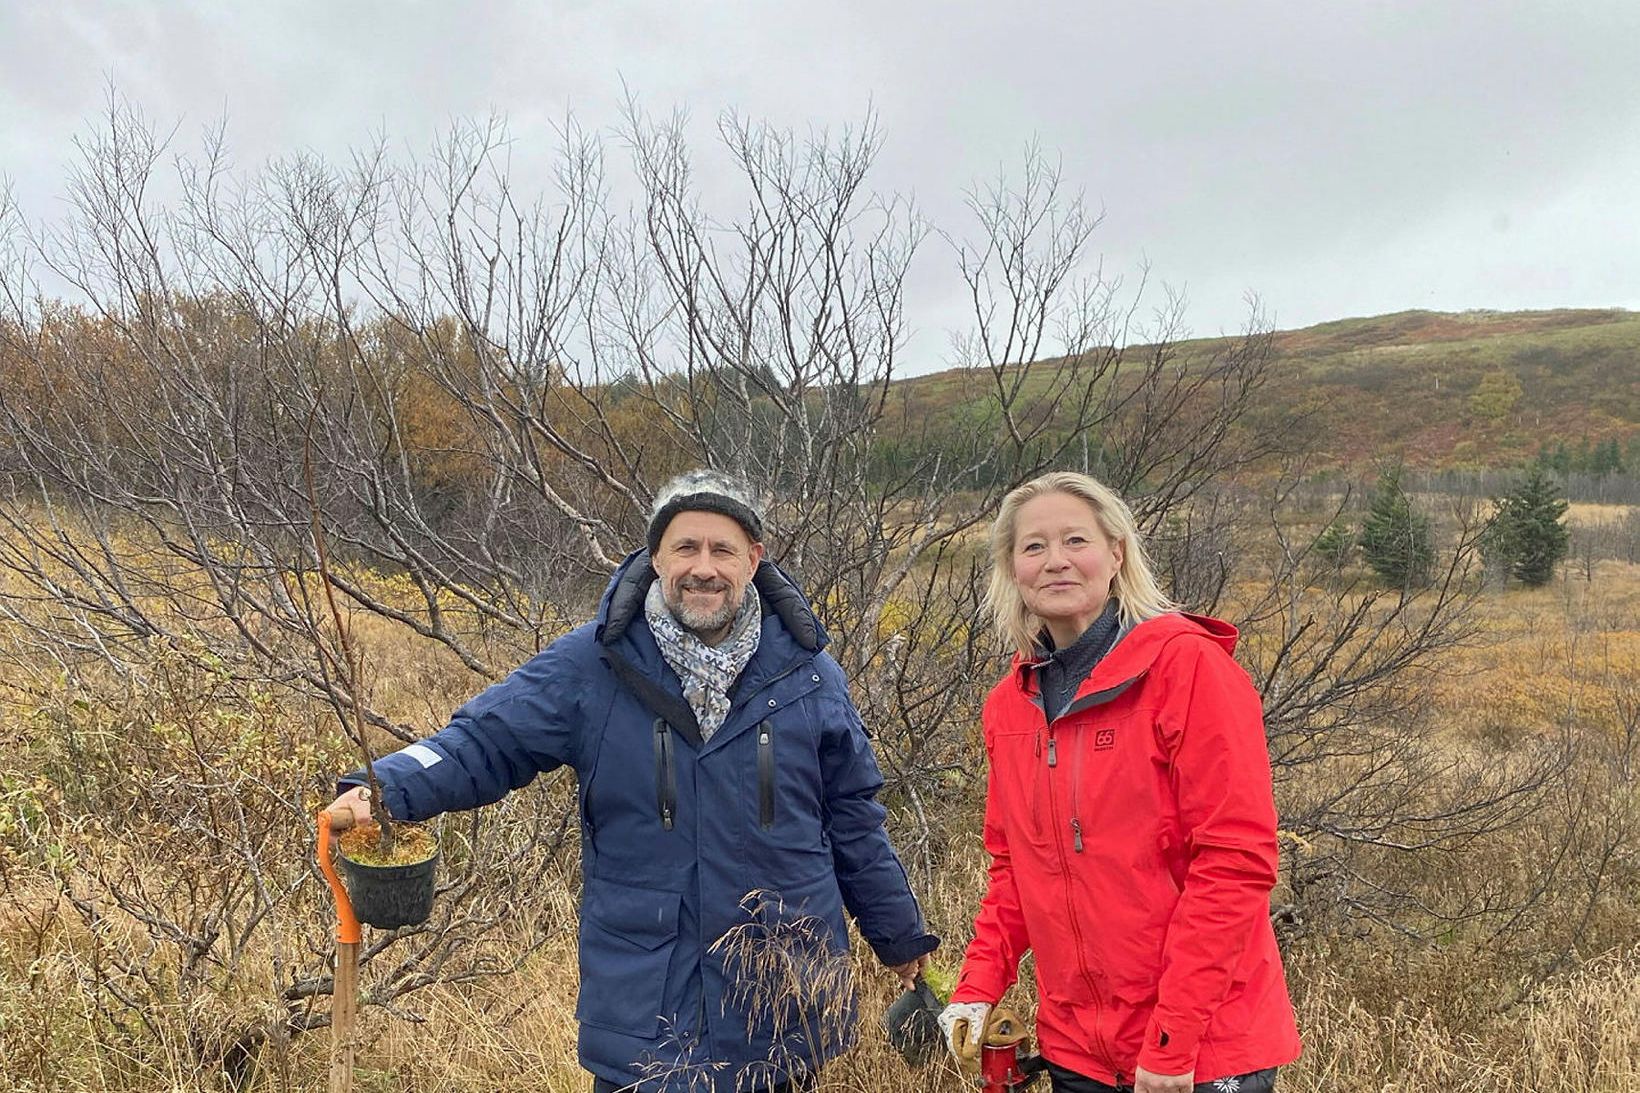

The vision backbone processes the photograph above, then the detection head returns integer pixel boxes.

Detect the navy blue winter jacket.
[344,550,938,1091]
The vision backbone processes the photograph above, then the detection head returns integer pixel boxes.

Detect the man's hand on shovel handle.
[325,786,373,831]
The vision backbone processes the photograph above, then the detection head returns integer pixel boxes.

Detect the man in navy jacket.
[326,470,938,1092]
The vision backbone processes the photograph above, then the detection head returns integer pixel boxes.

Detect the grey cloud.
[2,0,1636,357]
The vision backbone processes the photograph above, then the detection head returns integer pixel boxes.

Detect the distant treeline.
[1533,436,1635,480]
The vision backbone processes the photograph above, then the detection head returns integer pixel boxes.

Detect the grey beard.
[668,587,739,636]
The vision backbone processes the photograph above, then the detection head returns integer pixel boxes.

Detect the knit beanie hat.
[646,469,766,555]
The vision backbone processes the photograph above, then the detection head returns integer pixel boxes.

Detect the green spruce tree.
[1486,467,1570,587]
[1313,518,1355,570]
[1360,466,1434,586]
[1548,440,1570,474]
[1591,437,1623,477]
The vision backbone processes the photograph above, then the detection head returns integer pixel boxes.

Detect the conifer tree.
[1360,465,1433,586]
[1486,467,1570,587]
[1313,518,1355,570]
[1591,437,1623,477]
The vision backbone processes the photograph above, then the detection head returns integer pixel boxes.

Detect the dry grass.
[4,542,1640,1090]
[1566,503,1636,528]
[1285,950,1640,1093]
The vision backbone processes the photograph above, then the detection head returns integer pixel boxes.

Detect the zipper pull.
[1047,736,1058,768]
[1070,817,1083,853]
[661,806,673,831]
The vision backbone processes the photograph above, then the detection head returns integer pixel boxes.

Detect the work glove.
[937,1000,991,1070]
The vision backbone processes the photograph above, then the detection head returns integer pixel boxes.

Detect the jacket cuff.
[950,960,1013,1005]
[335,769,413,823]
[1137,1011,1203,1076]
[870,931,940,967]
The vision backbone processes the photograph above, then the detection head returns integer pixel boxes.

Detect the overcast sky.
[3,1,1638,370]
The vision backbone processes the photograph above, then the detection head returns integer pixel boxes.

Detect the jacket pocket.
[757,719,775,829]
[741,711,828,865]
[654,718,677,830]
[576,876,684,1038]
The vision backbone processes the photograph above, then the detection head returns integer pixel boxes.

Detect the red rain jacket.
[951,613,1301,1084]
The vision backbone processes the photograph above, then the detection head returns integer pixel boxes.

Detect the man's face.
[652,511,765,642]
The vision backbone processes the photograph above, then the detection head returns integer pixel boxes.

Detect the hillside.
[903,308,1640,472]
[1258,307,1640,467]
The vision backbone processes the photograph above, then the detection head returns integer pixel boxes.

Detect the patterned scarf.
[644,580,763,741]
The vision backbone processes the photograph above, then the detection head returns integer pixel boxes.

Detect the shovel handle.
[317,809,362,945]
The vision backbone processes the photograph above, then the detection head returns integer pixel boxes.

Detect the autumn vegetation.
[1,96,1638,1091]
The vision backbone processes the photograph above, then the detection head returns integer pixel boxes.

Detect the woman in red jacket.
[939,472,1301,1093]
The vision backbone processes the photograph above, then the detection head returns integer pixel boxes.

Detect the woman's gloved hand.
[936,1001,992,1069]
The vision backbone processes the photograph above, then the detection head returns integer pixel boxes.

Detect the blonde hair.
[984,471,1178,656]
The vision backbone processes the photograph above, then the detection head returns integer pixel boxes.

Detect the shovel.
[885,974,946,1066]
[317,803,363,1093]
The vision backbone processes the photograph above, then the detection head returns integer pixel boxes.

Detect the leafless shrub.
[0,640,571,1086]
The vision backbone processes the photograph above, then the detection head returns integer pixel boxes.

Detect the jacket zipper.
[1027,659,1145,1084]
[1044,729,1081,852]
[1042,707,1119,1082]
[706,660,809,1051]
[1069,723,1084,850]
[653,718,675,830]
[1043,698,1125,1082]
[757,720,775,828]
[738,661,808,834]
[1058,673,1143,854]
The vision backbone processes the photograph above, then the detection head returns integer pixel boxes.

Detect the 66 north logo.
[1093,728,1116,751]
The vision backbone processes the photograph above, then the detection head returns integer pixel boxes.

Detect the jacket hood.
[595,548,827,653]
[1012,611,1238,696]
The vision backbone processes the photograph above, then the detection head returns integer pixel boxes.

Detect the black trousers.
[591,1075,816,1093]
[1045,1059,1278,1093]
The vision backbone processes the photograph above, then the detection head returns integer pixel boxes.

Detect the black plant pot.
[338,849,439,929]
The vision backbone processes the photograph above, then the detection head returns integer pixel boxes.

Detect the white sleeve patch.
[399,743,443,769]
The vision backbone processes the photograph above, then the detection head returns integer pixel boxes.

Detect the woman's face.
[1012,491,1125,644]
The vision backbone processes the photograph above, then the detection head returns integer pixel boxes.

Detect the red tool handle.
[982,1042,1016,1091]
[980,1040,1044,1093]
